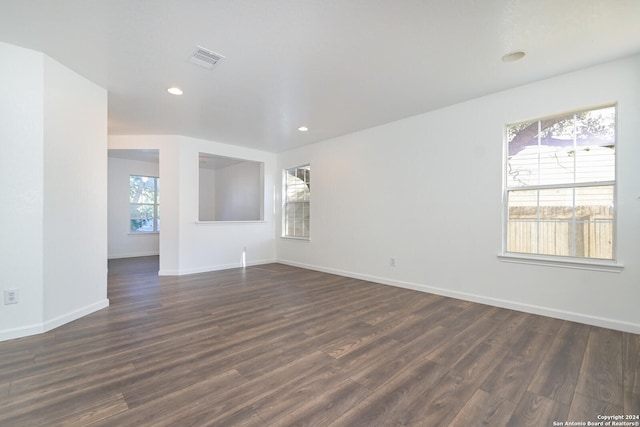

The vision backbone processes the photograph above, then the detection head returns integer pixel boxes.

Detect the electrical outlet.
[4,289,19,305]
[390,258,396,267]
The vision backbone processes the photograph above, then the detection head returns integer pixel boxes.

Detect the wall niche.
[198,153,264,221]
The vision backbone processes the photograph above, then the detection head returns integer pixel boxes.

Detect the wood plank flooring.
[1,256,638,426]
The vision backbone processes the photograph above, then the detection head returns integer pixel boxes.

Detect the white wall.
[0,42,45,337]
[109,135,277,275]
[277,54,640,334]
[214,161,263,221]
[42,55,108,326]
[0,43,108,341]
[4,43,635,342]
[108,156,160,258]
[198,168,216,221]
[107,136,181,274]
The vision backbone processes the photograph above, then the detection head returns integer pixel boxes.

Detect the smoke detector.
[189,46,225,70]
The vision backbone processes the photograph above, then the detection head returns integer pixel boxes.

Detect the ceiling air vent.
[189,46,225,70]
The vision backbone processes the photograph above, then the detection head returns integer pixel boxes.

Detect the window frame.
[282,164,310,240]
[129,175,160,233]
[501,105,621,269]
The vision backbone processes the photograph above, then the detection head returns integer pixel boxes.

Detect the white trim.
[0,322,45,342]
[194,220,267,224]
[497,253,623,272]
[280,236,311,242]
[159,258,277,276]
[0,299,109,342]
[108,251,159,259]
[505,180,616,191]
[43,299,110,332]
[277,259,639,334]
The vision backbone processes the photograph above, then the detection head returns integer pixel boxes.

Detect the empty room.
[1,1,639,426]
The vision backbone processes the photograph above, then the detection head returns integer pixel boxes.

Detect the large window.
[504,105,615,260]
[130,175,160,233]
[283,165,310,239]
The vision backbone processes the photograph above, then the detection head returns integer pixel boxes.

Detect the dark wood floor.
[0,257,638,426]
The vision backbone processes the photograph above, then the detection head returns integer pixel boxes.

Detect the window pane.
[130,204,156,232]
[286,177,309,202]
[539,145,575,186]
[576,106,616,145]
[575,145,615,184]
[284,204,297,236]
[130,176,157,204]
[507,189,538,254]
[288,167,310,197]
[537,188,574,257]
[575,186,613,259]
[507,148,538,187]
[285,217,295,237]
[302,166,310,190]
[507,120,538,187]
[539,113,576,187]
[284,164,310,238]
[507,120,537,153]
[575,107,615,184]
[540,114,575,142]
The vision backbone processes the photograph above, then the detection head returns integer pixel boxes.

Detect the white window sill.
[195,220,266,224]
[280,236,310,242]
[498,253,623,273]
[128,232,160,236]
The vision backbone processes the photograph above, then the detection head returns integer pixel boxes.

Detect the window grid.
[130,175,160,233]
[283,165,310,239]
[504,106,615,260]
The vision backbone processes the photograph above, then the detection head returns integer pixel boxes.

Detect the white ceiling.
[198,153,248,170]
[108,149,159,164]
[2,1,639,153]
[108,149,245,170]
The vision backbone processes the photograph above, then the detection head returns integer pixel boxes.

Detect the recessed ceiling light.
[501,51,526,63]
[167,87,183,95]
[298,126,309,132]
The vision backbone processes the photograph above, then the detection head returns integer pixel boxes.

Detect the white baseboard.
[159,258,277,276]
[0,322,46,342]
[43,299,110,332]
[0,299,110,342]
[108,251,159,259]
[278,260,640,335]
